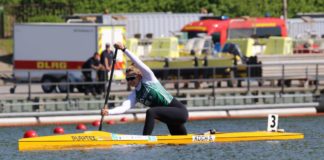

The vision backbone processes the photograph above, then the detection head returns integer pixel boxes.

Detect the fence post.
[176,68,180,96]
[212,67,216,106]
[315,64,319,93]
[247,64,251,93]
[66,70,70,100]
[281,64,285,94]
[28,71,31,100]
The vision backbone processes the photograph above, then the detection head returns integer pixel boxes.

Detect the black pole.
[98,48,118,131]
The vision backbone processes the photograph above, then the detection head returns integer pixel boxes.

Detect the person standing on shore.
[98,44,114,94]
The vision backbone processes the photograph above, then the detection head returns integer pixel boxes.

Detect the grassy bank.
[0,38,13,56]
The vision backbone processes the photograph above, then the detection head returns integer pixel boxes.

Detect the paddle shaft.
[98,48,118,131]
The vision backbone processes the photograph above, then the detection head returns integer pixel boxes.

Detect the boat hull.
[18,131,304,151]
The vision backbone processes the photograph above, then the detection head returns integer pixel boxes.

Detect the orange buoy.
[106,120,115,125]
[92,120,101,127]
[53,127,65,134]
[76,123,87,130]
[120,117,127,122]
[23,130,38,138]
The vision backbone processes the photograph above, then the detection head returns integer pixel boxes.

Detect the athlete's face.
[126,74,140,87]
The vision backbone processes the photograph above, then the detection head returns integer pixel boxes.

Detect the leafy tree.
[2,0,324,20]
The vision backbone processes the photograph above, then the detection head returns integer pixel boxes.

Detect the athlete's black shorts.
[143,98,188,135]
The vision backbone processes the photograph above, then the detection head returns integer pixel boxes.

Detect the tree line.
[1,0,324,22]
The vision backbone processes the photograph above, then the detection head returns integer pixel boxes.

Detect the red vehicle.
[181,16,288,50]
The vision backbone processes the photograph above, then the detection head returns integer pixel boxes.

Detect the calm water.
[1,116,324,160]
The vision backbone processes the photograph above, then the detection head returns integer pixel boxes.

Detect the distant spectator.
[200,8,208,14]
[103,8,109,15]
[82,52,103,95]
[98,44,114,94]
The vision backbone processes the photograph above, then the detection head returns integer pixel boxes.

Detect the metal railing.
[1,62,324,98]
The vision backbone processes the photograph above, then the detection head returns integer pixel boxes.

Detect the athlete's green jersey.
[136,82,173,107]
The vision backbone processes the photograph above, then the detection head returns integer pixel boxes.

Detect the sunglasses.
[126,76,136,81]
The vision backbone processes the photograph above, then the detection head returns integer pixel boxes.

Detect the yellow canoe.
[18,130,304,151]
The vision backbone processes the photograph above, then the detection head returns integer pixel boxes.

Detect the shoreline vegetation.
[0,38,13,71]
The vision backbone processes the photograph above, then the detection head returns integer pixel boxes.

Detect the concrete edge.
[0,107,318,127]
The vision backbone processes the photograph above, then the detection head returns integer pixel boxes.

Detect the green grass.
[0,38,13,56]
